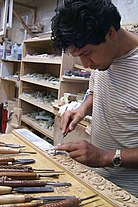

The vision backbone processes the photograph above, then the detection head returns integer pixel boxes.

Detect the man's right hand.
[61,94,93,135]
[61,108,85,135]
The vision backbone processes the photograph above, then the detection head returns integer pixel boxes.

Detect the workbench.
[0,129,137,207]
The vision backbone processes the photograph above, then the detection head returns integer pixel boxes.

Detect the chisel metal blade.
[14,159,35,165]
[0,142,25,148]
[33,195,75,201]
[39,173,61,178]
[13,186,54,193]
[7,144,25,148]
[46,182,72,187]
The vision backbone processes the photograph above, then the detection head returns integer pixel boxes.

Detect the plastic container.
[11,43,18,60]
[17,44,22,60]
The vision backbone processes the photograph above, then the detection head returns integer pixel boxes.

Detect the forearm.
[76,94,93,117]
[104,148,138,168]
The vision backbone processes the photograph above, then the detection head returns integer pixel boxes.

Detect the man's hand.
[61,94,93,135]
[55,140,114,167]
[61,109,85,135]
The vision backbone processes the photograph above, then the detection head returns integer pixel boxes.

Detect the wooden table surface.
[0,129,137,207]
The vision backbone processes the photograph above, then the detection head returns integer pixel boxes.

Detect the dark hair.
[51,0,121,50]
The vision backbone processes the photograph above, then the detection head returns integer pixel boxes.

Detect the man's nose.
[80,56,92,68]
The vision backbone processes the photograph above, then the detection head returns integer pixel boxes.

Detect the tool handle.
[0,186,12,195]
[0,147,19,154]
[0,162,9,165]
[0,180,46,187]
[0,172,38,180]
[0,165,32,170]
[0,165,32,172]
[0,158,15,162]
[0,200,43,207]
[0,143,6,147]
[0,195,31,204]
[0,168,30,172]
[40,198,80,207]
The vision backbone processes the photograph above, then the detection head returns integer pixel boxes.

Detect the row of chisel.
[0,142,99,206]
[0,141,74,206]
[0,142,71,206]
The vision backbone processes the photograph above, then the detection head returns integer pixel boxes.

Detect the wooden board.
[0,130,137,207]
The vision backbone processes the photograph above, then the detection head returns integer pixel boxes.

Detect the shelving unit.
[18,36,74,140]
[18,36,92,142]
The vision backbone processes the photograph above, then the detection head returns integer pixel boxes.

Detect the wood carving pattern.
[47,153,138,207]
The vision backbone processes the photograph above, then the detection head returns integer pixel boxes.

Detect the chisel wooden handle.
[0,200,43,207]
[0,179,47,187]
[0,194,31,204]
[0,143,7,147]
[0,162,10,165]
[0,186,12,195]
[0,165,32,172]
[0,147,20,154]
[0,172,38,180]
[0,158,15,162]
[0,168,30,172]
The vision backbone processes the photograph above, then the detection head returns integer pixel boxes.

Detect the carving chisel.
[0,166,63,173]
[0,186,54,194]
[0,172,62,179]
[0,179,72,187]
[0,165,63,173]
[0,142,25,148]
[0,194,75,205]
[59,133,67,144]
[0,147,36,154]
[54,133,67,155]
[40,195,99,207]
[0,158,35,165]
[0,200,44,207]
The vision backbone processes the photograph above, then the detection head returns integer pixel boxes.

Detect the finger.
[60,112,71,134]
[69,150,87,165]
[69,150,80,159]
[55,142,79,152]
[68,115,82,131]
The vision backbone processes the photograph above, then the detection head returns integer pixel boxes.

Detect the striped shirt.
[90,47,138,197]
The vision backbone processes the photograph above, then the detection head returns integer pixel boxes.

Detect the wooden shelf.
[61,75,89,82]
[21,115,54,140]
[2,59,21,63]
[1,77,19,84]
[22,57,62,64]
[19,95,54,114]
[20,77,60,90]
[23,36,51,43]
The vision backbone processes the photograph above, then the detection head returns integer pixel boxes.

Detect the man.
[51,0,138,197]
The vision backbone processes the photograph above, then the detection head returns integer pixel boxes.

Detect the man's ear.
[107,26,117,41]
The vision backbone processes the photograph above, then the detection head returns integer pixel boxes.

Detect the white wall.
[10,0,138,42]
[34,0,63,33]
[112,0,138,25]
[10,0,63,42]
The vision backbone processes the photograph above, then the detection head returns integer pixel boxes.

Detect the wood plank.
[19,95,54,114]
[20,77,60,90]
[22,57,62,64]
[21,115,54,140]
[61,75,89,82]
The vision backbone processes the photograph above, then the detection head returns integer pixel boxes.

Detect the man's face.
[68,28,119,71]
